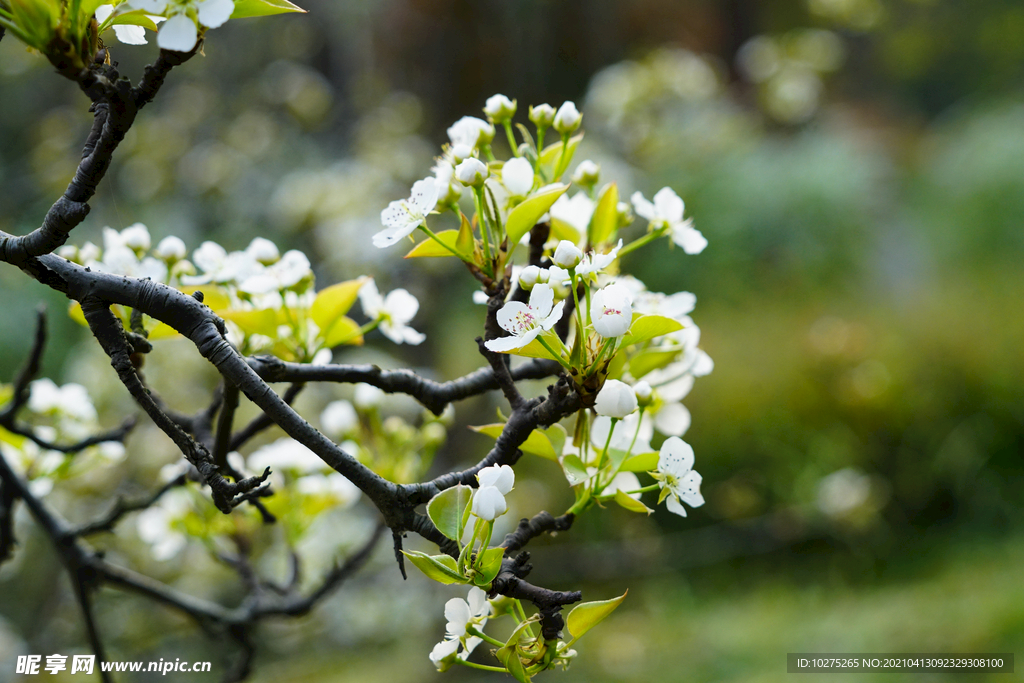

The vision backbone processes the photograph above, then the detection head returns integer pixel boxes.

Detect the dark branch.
[501,511,575,555]
[70,474,188,537]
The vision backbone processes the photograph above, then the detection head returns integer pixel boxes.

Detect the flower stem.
[555,132,570,180]
[568,270,586,357]
[617,230,662,258]
[467,626,506,648]
[418,223,466,260]
[452,659,507,673]
[503,121,518,156]
[536,335,572,372]
[472,189,493,266]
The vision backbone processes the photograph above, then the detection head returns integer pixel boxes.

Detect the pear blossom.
[484,283,564,353]
[29,379,97,422]
[136,488,192,561]
[551,240,583,269]
[154,236,187,261]
[433,160,463,205]
[294,472,360,508]
[553,101,582,133]
[631,187,707,254]
[248,437,326,474]
[447,116,494,150]
[572,160,600,187]
[180,241,262,286]
[237,250,311,295]
[594,380,638,418]
[120,223,152,251]
[483,94,516,122]
[245,237,281,265]
[472,465,514,520]
[358,279,426,345]
[320,400,358,438]
[455,158,488,187]
[529,103,556,128]
[501,157,534,197]
[634,288,697,320]
[653,436,704,517]
[374,177,439,248]
[128,0,235,52]
[353,383,385,409]
[95,5,147,45]
[431,587,491,670]
[550,192,595,234]
[577,239,622,279]
[591,283,633,338]
[88,227,168,282]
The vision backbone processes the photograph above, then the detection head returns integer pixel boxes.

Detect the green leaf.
[539,133,584,181]
[561,454,590,486]
[311,277,365,329]
[404,230,467,258]
[469,424,558,461]
[401,551,468,585]
[492,331,565,363]
[0,425,27,450]
[321,315,362,347]
[426,485,473,542]
[621,451,659,472]
[549,217,581,244]
[505,183,568,246]
[473,546,505,586]
[230,0,305,19]
[221,308,279,337]
[613,490,652,514]
[566,591,628,642]
[109,9,159,31]
[456,212,475,257]
[541,424,567,461]
[628,349,679,379]
[620,314,684,347]
[588,182,619,245]
[496,645,531,683]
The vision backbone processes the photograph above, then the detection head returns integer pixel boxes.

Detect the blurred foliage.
[2,0,1023,679]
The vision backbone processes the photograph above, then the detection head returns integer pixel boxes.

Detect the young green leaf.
[566,591,627,642]
[620,451,659,472]
[230,0,306,19]
[620,314,684,347]
[588,182,619,246]
[426,485,473,542]
[401,550,468,585]
[473,546,506,586]
[613,490,652,514]
[404,230,469,259]
[505,183,568,246]
[319,315,363,347]
[561,454,590,486]
[469,424,558,460]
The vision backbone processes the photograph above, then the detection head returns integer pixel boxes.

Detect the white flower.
[631,187,707,254]
[96,5,147,45]
[447,116,494,150]
[294,472,360,508]
[455,158,488,187]
[354,383,385,409]
[91,227,168,282]
[28,379,97,422]
[550,192,595,234]
[483,94,517,122]
[553,101,582,133]
[433,160,463,204]
[485,283,564,353]
[529,103,556,128]
[358,279,426,345]
[594,380,638,418]
[591,283,633,338]
[245,237,280,265]
[154,236,187,261]
[131,0,234,52]
[320,400,358,438]
[551,240,583,269]
[472,465,514,520]
[431,587,491,670]
[572,160,600,186]
[237,250,311,295]
[577,239,622,279]
[120,223,151,251]
[502,157,534,197]
[634,289,697,320]
[180,241,262,286]
[136,488,192,561]
[652,401,692,437]
[374,177,440,248]
[634,380,653,404]
[248,437,325,474]
[654,437,704,517]
[429,639,459,671]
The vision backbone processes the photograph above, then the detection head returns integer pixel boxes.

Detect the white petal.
[358,279,383,318]
[471,486,507,520]
[658,436,695,476]
[602,471,641,500]
[95,4,114,21]
[678,471,705,508]
[129,0,166,13]
[478,465,514,495]
[197,0,233,28]
[665,494,689,517]
[673,220,707,254]
[653,401,692,437]
[467,587,490,617]
[502,158,535,197]
[444,598,471,636]
[630,191,657,222]
[112,23,148,45]
[157,14,198,52]
[653,187,685,223]
[484,334,531,353]
[540,299,565,331]
[409,177,440,214]
[528,283,555,318]
[496,301,530,336]
[383,288,420,323]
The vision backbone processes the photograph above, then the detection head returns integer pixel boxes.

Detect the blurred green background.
[1,0,1023,680]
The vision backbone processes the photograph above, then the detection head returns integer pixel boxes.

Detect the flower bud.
[246,237,280,265]
[455,158,489,188]
[121,223,151,251]
[553,101,582,134]
[155,236,187,261]
[634,380,653,406]
[594,379,638,418]
[518,265,541,290]
[354,383,385,409]
[483,94,517,122]
[572,160,600,188]
[171,259,197,278]
[529,103,556,129]
[616,200,635,228]
[551,240,583,269]
[450,143,473,162]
